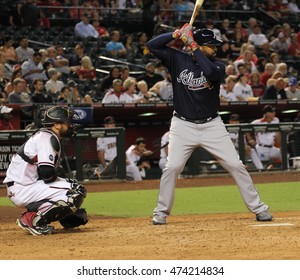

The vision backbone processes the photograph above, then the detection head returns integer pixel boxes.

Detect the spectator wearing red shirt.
[92,19,110,38]
[288,33,300,58]
[0,105,14,130]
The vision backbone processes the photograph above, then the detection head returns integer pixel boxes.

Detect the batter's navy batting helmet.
[193,29,222,46]
[42,106,77,127]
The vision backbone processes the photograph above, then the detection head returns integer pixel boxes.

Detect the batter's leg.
[200,118,269,214]
[153,117,198,218]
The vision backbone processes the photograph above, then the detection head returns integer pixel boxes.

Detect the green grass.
[0,182,299,217]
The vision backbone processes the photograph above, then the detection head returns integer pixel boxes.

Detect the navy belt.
[174,112,218,124]
[258,144,272,148]
[6,182,14,187]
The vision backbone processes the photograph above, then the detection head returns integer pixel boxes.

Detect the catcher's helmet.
[193,28,222,46]
[42,106,77,126]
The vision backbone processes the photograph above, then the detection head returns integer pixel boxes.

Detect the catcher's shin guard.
[67,182,87,210]
[32,200,73,227]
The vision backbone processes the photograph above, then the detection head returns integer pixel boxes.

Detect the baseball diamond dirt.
[0,171,300,260]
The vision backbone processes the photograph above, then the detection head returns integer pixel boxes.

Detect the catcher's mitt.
[59,208,88,229]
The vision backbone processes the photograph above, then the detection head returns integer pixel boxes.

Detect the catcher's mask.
[193,28,222,46]
[42,106,79,137]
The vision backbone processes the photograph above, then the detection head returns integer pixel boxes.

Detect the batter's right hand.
[172,23,190,39]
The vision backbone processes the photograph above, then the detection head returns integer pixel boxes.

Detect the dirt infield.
[1,171,300,260]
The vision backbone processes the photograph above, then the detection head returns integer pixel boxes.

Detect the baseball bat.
[181,0,205,43]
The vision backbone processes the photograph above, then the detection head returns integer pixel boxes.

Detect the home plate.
[251,223,294,227]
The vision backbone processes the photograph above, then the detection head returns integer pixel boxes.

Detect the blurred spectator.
[57,86,70,104]
[20,0,39,27]
[30,78,52,104]
[287,32,300,58]
[266,70,284,87]
[234,50,257,73]
[225,64,236,76]
[39,9,51,28]
[142,0,160,37]
[82,94,93,104]
[230,29,246,55]
[0,52,13,80]
[120,66,135,83]
[0,36,19,66]
[67,80,81,103]
[260,63,275,86]
[277,62,288,78]
[247,24,269,48]
[232,19,248,41]
[76,56,96,81]
[69,0,83,20]
[21,52,47,83]
[136,80,154,100]
[99,65,121,93]
[246,17,258,36]
[105,30,127,58]
[136,62,164,89]
[8,78,27,104]
[92,19,110,38]
[126,137,153,180]
[219,18,234,41]
[205,19,222,40]
[69,44,86,69]
[5,66,29,96]
[47,0,64,16]
[74,14,99,39]
[287,0,300,20]
[46,46,70,75]
[135,32,151,61]
[0,64,10,104]
[267,24,283,42]
[123,34,139,62]
[269,32,290,56]
[249,71,265,98]
[262,77,287,100]
[216,41,234,64]
[154,60,168,79]
[149,70,173,101]
[121,78,143,103]
[0,105,14,130]
[219,75,242,102]
[45,68,65,101]
[101,78,124,104]
[285,77,300,100]
[9,1,23,27]
[16,37,35,64]
[233,73,255,101]
[269,52,281,70]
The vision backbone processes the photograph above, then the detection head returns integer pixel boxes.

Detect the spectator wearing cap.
[67,80,81,103]
[0,105,14,130]
[285,77,300,100]
[247,105,281,169]
[45,68,65,102]
[74,14,99,39]
[136,62,164,89]
[228,113,264,171]
[262,77,287,100]
[270,32,290,56]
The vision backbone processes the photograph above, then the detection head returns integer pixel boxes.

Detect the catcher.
[3,105,88,235]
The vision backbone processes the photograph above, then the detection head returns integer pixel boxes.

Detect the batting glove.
[172,23,190,39]
[180,23,193,42]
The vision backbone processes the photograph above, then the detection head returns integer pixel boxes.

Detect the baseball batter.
[3,106,88,235]
[147,24,273,225]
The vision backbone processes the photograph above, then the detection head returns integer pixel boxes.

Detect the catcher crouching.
[3,106,88,235]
